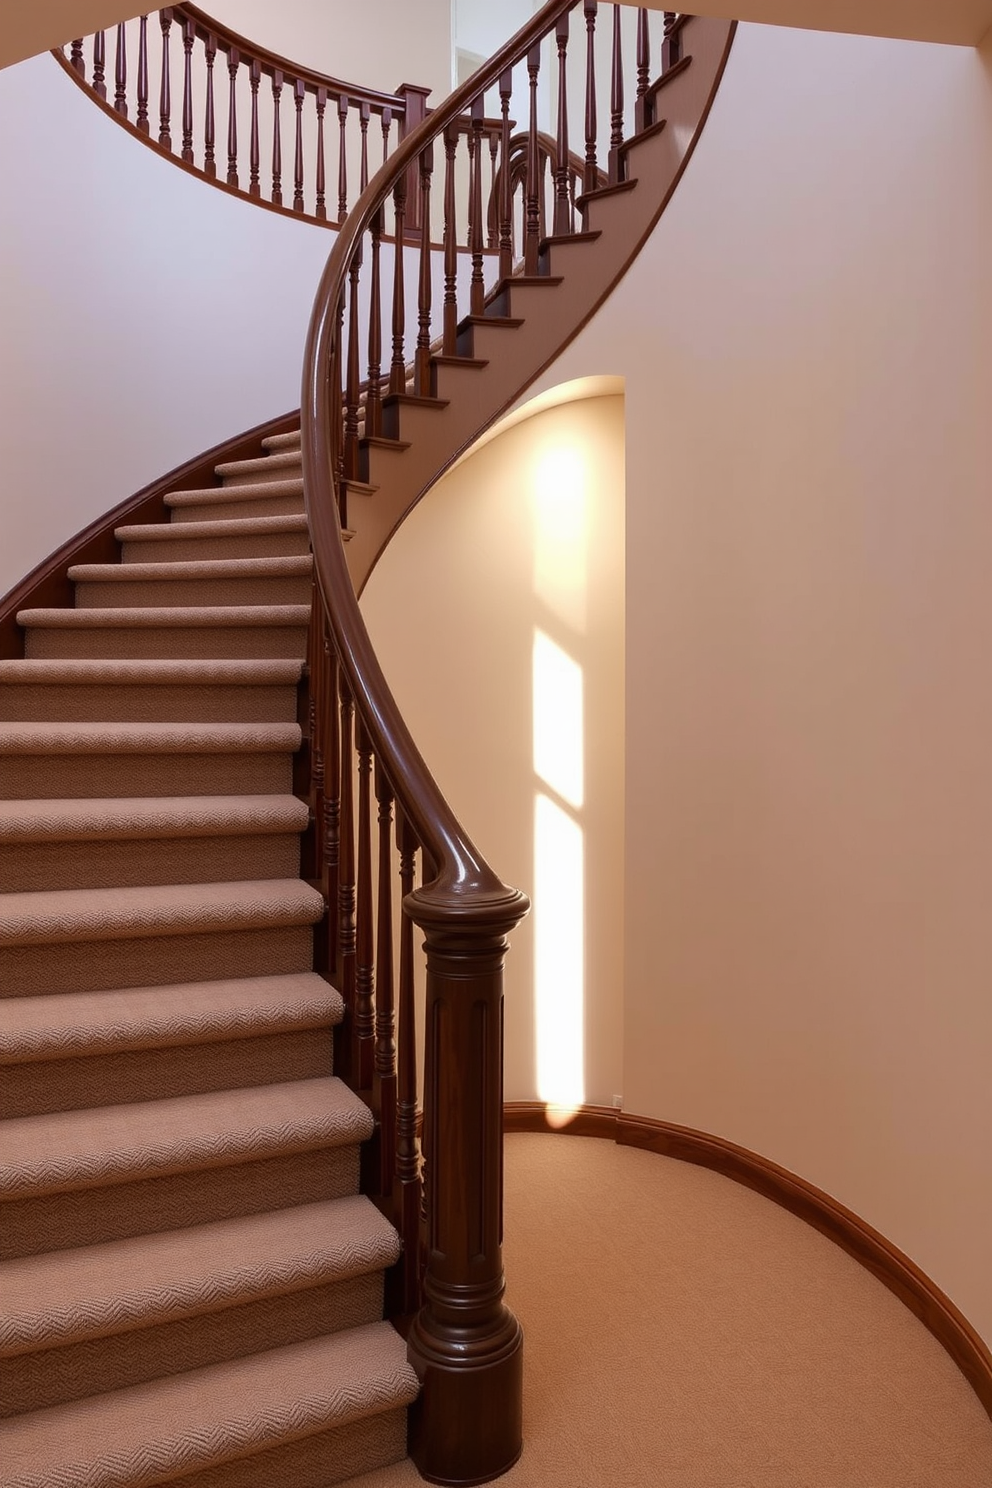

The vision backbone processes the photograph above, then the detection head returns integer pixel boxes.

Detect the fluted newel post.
[406,881,530,1487]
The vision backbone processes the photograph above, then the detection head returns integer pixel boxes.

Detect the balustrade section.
[301,7,687,1484]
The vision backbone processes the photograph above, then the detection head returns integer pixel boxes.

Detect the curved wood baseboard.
[504,1101,992,1423]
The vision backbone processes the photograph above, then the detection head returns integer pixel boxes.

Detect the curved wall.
[0,50,332,597]
[525,22,992,1346]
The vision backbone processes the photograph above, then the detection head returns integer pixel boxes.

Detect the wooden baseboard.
[503,1101,992,1423]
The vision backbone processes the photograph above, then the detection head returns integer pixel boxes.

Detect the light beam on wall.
[531,443,590,633]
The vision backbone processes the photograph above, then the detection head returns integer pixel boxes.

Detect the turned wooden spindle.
[554,12,572,236]
[308,591,326,897]
[93,30,107,100]
[248,58,261,196]
[609,5,624,182]
[389,174,407,394]
[344,246,362,479]
[359,100,371,192]
[113,24,127,117]
[136,17,149,135]
[584,0,599,195]
[635,7,650,132]
[159,12,172,149]
[366,204,384,437]
[381,104,392,164]
[469,99,486,315]
[372,761,398,1199]
[225,47,238,186]
[323,641,341,976]
[441,123,459,356]
[662,9,681,69]
[204,35,217,177]
[487,130,499,250]
[271,69,284,206]
[70,39,85,76]
[181,19,194,163]
[315,86,328,219]
[293,77,305,211]
[355,723,375,1091]
[416,141,435,396]
[498,71,513,279]
[337,681,357,1086]
[337,94,349,219]
[392,811,423,1315]
[525,43,542,275]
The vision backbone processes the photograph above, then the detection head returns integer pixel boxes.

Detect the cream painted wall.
[361,392,626,1112]
[0,52,332,597]
[525,23,992,1345]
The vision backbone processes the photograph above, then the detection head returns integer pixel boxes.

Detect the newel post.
[405,880,530,1487]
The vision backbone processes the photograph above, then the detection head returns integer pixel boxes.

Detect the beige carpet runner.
[0,431,419,1488]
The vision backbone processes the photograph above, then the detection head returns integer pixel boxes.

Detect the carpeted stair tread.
[0,794,308,844]
[0,1077,374,1200]
[0,878,324,949]
[0,1321,417,1488]
[115,514,309,544]
[16,606,310,631]
[0,722,301,754]
[165,478,304,509]
[261,431,302,453]
[0,658,303,687]
[66,556,313,584]
[0,974,341,1065]
[0,1196,400,1356]
[214,451,303,481]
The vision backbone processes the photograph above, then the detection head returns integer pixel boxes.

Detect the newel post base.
[404,881,529,1487]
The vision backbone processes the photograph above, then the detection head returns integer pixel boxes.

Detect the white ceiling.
[4,0,991,74]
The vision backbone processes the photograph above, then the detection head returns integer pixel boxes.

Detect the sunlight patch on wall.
[534,791,585,1123]
[533,629,584,811]
[531,443,590,633]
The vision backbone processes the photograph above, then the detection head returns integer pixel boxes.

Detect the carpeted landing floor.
[351,1133,992,1488]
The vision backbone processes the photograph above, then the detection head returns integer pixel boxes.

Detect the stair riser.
[0,1143,360,1259]
[24,626,309,661]
[157,1408,407,1488]
[121,532,311,564]
[2,1272,382,1418]
[0,752,294,800]
[73,576,312,608]
[169,494,306,524]
[218,462,303,488]
[0,924,315,998]
[0,831,302,894]
[0,682,299,724]
[2,1027,334,1119]
[262,433,303,454]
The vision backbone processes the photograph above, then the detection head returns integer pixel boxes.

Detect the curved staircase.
[1,6,736,1487]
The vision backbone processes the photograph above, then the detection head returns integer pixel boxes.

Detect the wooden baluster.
[203,34,217,177]
[373,761,397,1199]
[158,12,171,149]
[248,59,261,196]
[583,0,599,194]
[662,9,681,69]
[441,123,459,356]
[136,17,149,135]
[470,98,485,314]
[389,174,407,395]
[498,70,513,280]
[366,204,384,437]
[271,69,284,205]
[344,245,362,480]
[337,682,357,1086]
[293,78,305,211]
[70,39,85,76]
[635,7,650,133]
[392,812,422,1313]
[114,24,127,117]
[359,101,371,191]
[608,5,625,183]
[225,47,238,186]
[554,13,571,236]
[415,142,435,397]
[524,43,541,275]
[308,587,326,902]
[315,86,328,219]
[381,104,392,165]
[337,94,349,219]
[181,18,194,163]
[93,31,107,100]
[488,130,499,249]
[323,638,341,975]
[355,724,375,1090]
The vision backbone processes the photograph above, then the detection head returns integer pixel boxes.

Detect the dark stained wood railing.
[301,4,693,1482]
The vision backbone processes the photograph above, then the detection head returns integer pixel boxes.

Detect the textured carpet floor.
[345,1132,992,1488]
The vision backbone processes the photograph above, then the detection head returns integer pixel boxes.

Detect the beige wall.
[525,22,992,1345]
[361,391,626,1113]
